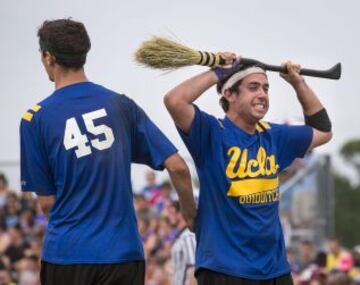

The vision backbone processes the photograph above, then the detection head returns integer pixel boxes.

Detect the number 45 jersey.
[20,82,177,264]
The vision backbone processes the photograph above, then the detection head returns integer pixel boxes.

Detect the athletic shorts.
[40,260,145,285]
[196,268,294,285]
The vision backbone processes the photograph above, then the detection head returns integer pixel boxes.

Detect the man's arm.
[164,70,218,134]
[164,53,236,134]
[37,195,55,219]
[281,62,333,149]
[163,153,196,231]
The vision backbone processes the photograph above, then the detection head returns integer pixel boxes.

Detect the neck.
[53,67,88,90]
[178,219,187,231]
[226,111,257,134]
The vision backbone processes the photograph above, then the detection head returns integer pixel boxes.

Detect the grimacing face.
[230,73,269,123]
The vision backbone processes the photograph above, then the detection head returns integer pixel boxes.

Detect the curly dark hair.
[216,63,265,112]
[37,18,91,69]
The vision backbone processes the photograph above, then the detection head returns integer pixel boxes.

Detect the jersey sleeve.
[177,105,214,168]
[276,124,313,171]
[130,101,177,170]
[20,117,56,195]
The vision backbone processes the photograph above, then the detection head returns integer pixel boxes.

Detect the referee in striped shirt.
[169,201,196,285]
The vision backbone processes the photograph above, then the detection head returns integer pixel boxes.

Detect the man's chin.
[253,112,266,121]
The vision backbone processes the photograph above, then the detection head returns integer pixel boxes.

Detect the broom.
[134,36,224,70]
[134,36,341,80]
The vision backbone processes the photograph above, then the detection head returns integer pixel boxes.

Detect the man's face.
[229,73,269,123]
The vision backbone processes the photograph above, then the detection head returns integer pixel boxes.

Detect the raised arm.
[281,62,333,149]
[164,53,236,134]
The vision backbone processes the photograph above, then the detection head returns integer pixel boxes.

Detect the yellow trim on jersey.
[256,120,271,133]
[227,177,279,196]
[22,112,33,122]
[31,104,42,112]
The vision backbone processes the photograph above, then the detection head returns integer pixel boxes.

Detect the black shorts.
[196,268,294,285]
[40,260,145,285]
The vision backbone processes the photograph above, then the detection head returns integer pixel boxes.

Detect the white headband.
[221,67,266,96]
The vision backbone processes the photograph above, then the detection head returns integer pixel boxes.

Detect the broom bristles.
[134,36,220,70]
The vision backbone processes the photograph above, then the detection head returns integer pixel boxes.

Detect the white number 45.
[63,108,115,158]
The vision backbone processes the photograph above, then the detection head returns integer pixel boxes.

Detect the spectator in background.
[134,194,156,218]
[15,255,40,285]
[145,257,170,285]
[298,251,328,285]
[141,171,162,203]
[0,173,9,209]
[154,181,176,214]
[327,271,352,285]
[349,245,360,282]
[3,193,21,229]
[298,240,316,272]
[287,247,301,276]
[327,238,354,272]
[4,225,30,265]
[0,266,15,285]
[169,201,196,285]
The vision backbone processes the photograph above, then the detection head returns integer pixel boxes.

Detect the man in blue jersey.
[20,19,196,285]
[163,54,332,285]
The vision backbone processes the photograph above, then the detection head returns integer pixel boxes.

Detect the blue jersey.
[20,82,177,264]
[178,106,312,280]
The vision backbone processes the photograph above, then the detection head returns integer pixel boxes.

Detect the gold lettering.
[237,149,248,178]
[226,147,241,179]
[261,192,267,203]
[266,155,279,176]
[225,146,279,179]
[237,189,279,204]
[257,147,267,175]
[239,196,246,204]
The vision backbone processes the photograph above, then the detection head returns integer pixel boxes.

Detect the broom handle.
[217,56,341,80]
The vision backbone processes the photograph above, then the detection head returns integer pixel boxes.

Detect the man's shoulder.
[257,121,290,135]
[20,101,46,125]
[176,228,196,242]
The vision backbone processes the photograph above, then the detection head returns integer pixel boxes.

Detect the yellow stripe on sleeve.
[31,104,42,112]
[22,112,33,122]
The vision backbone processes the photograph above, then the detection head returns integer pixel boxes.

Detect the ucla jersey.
[20,82,177,264]
[178,105,312,279]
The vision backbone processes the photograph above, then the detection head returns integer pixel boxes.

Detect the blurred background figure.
[326,238,354,272]
[168,201,196,285]
[141,171,161,203]
[0,173,9,209]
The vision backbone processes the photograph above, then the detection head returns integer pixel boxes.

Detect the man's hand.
[280,61,305,88]
[218,52,237,67]
[212,54,240,82]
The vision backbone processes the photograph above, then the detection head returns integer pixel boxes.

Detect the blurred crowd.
[288,238,360,285]
[0,170,359,285]
[0,173,45,285]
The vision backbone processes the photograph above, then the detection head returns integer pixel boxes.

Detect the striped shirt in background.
[171,228,196,285]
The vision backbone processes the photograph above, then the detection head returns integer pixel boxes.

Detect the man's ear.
[43,51,57,66]
[223,89,236,103]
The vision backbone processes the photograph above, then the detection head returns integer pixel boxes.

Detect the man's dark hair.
[37,18,91,69]
[216,63,264,112]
